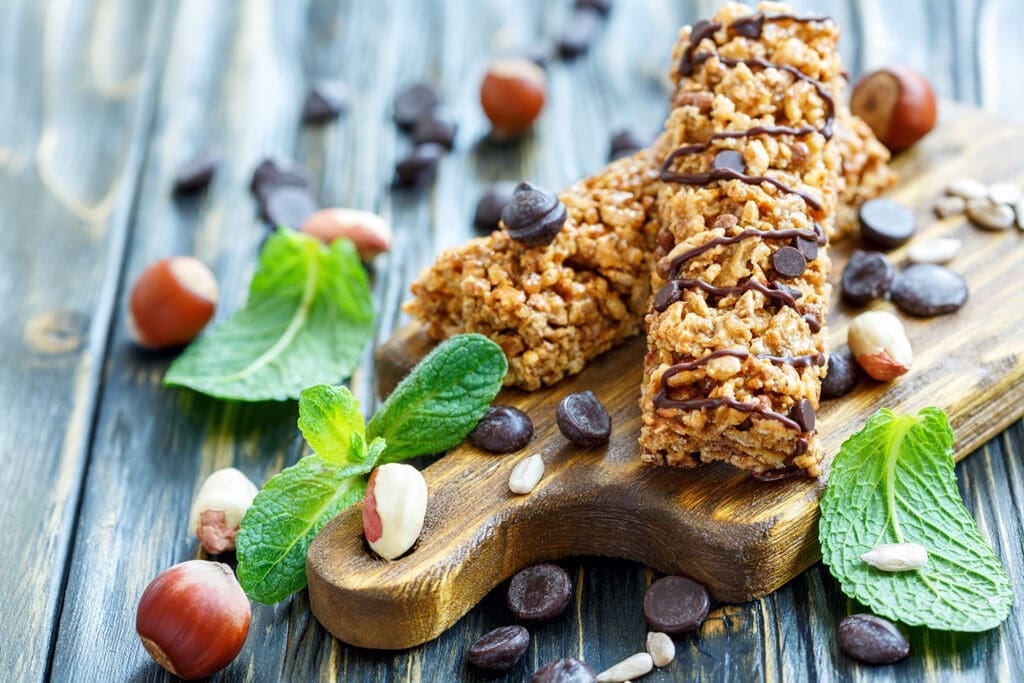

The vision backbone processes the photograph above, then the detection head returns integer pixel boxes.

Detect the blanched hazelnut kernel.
[301,208,393,259]
[128,257,217,349]
[480,58,547,138]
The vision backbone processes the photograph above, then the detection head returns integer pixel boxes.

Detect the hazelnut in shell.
[850,65,937,153]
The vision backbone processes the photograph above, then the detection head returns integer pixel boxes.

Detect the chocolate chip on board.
[841,250,894,306]
[394,143,446,187]
[557,7,604,59]
[507,563,573,623]
[556,390,611,447]
[608,128,648,161]
[467,625,530,672]
[820,350,860,400]
[393,83,440,130]
[473,182,518,233]
[501,182,568,247]
[301,81,348,124]
[890,263,968,317]
[468,406,534,453]
[531,657,598,683]
[859,198,917,249]
[642,575,710,635]
[838,614,910,665]
[412,114,458,150]
[771,245,808,279]
[173,152,219,194]
[249,159,319,229]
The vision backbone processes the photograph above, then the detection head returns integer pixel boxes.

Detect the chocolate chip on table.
[501,182,568,247]
[890,263,968,317]
[771,245,807,279]
[556,390,611,447]
[467,625,530,672]
[393,83,440,130]
[642,575,710,635]
[531,657,597,683]
[473,182,518,233]
[412,114,458,150]
[394,143,446,187]
[507,563,573,623]
[838,614,910,665]
[469,406,534,453]
[173,152,219,194]
[858,198,917,249]
[250,158,320,228]
[712,149,745,174]
[788,398,815,433]
[301,81,348,124]
[841,250,894,306]
[608,128,648,161]
[557,7,605,59]
[575,0,613,16]
[821,350,860,399]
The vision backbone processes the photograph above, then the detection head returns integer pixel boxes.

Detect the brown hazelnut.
[128,257,217,349]
[480,57,547,138]
[850,65,937,153]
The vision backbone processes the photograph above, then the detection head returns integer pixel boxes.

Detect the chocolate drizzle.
[730,12,831,40]
[661,225,823,280]
[653,277,803,313]
[656,348,826,373]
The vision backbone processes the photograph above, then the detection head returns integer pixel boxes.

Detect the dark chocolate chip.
[575,0,612,16]
[712,149,745,173]
[890,263,968,317]
[788,398,815,433]
[474,182,518,233]
[772,245,807,279]
[249,158,320,228]
[793,235,819,261]
[838,614,910,665]
[394,143,445,187]
[531,657,597,683]
[557,8,604,59]
[173,152,219,194]
[821,350,860,400]
[608,128,648,161]
[412,114,458,150]
[507,563,573,623]
[642,575,710,635]
[250,158,317,200]
[501,182,567,247]
[301,81,348,124]
[393,83,440,130]
[468,406,534,453]
[841,250,894,306]
[556,390,611,447]
[467,625,530,672]
[653,280,683,312]
[859,198,917,249]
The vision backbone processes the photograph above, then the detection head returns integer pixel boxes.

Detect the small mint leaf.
[297,384,366,465]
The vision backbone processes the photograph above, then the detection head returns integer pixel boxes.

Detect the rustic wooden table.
[3,1,1022,681]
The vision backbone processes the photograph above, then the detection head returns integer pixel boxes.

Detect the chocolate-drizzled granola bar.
[640,3,848,477]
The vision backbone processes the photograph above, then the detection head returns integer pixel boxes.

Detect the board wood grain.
[307,102,1024,650]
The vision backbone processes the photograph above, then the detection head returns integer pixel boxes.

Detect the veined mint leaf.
[236,455,368,604]
[165,229,374,401]
[298,384,366,465]
[819,407,1012,632]
[367,334,507,462]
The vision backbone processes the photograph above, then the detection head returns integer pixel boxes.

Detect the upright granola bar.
[640,3,847,477]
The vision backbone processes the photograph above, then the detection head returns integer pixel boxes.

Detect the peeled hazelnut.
[300,208,393,259]
[362,463,428,560]
[480,57,547,138]
[847,310,913,382]
[136,560,251,680]
[188,468,259,554]
[128,257,218,349]
[851,65,936,153]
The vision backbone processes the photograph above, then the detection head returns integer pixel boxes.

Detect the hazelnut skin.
[128,257,218,348]
[135,560,251,680]
[480,57,547,138]
[850,65,937,153]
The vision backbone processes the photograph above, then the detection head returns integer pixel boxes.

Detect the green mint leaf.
[165,229,374,401]
[367,333,507,462]
[819,407,1013,632]
[236,455,367,604]
[297,384,366,465]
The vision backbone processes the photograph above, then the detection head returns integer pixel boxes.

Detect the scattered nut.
[966,198,1015,231]
[362,463,428,560]
[945,177,988,200]
[188,468,259,554]
[1015,199,1024,231]
[508,452,545,495]
[597,652,654,683]
[135,560,251,680]
[646,631,675,667]
[988,182,1022,206]
[128,257,218,349]
[850,65,936,153]
[860,542,929,572]
[480,57,547,138]
[933,195,965,218]
[906,237,961,264]
[300,208,393,259]
[847,311,913,382]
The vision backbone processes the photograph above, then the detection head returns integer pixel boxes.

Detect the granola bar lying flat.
[403,152,661,390]
[640,3,847,478]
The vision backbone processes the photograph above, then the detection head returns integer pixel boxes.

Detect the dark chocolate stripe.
[659,164,824,212]
[651,392,804,432]
[652,277,803,313]
[663,225,822,279]
[658,348,827,373]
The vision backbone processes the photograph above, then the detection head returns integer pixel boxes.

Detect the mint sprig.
[165,228,374,401]
[819,407,1013,632]
[236,334,507,603]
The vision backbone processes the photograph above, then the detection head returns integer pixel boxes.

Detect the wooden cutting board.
[307,104,1024,650]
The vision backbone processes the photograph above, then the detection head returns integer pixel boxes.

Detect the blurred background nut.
[301,208,393,259]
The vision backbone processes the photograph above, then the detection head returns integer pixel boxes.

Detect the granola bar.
[640,3,847,477]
